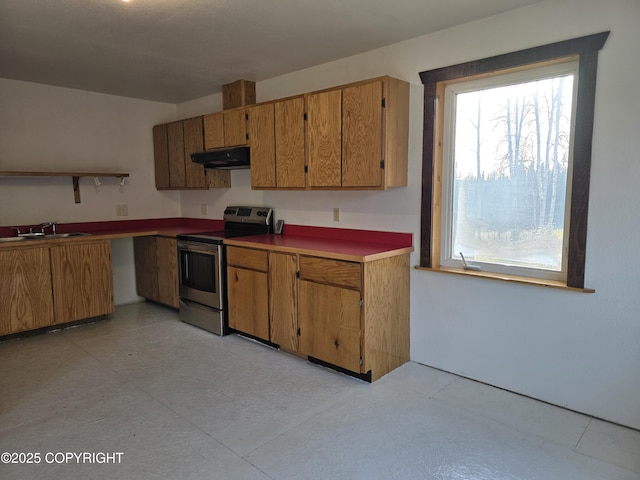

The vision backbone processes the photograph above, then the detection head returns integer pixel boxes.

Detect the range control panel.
[223,206,273,225]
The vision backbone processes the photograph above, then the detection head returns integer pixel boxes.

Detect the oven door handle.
[182,250,189,280]
[178,243,219,256]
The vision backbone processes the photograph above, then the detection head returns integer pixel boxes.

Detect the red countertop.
[225,225,413,262]
[1,219,413,261]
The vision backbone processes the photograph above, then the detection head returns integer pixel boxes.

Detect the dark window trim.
[419,31,609,289]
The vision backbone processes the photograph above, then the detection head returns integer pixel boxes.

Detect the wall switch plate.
[116,204,128,216]
[200,204,208,215]
[333,207,340,222]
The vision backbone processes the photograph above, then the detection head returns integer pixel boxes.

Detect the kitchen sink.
[44,232,92,238]
[0,232,91,242]
[0,236,29,243]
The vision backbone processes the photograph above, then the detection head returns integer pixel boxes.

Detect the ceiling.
[0,0,541,104]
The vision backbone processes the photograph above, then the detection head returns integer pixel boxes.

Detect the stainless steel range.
[177,206,273,335]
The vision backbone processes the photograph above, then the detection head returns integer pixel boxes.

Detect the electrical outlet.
[116,204,128,216]
[200,204,208,215]
[333,207,340,222]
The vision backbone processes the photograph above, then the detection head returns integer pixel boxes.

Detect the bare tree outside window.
[448,72,575,273]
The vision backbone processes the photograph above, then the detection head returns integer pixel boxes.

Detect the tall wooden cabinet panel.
[183,116,207,188]
[306,89,342,187]
[342,80,383,187]
[0,247,54,335]
[269,251,298,353]
[275,96,306,188]
[156,237,179,308]
[152,124,170,188]
[134,236,178,308]
[248,103,276,189]
[50,241,114,324]
[226,246,269,341]
[167,121,186,188]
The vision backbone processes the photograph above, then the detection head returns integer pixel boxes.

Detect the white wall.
[1,0,637,429]
[177,0,640,429]
[0,79,181,225]
[0,80,180,305]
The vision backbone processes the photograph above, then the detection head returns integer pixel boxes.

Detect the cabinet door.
[156,237,178,308]
[223,109,248,146]
[227,266,269,341]
[203,112,224,150]
[249,103,276,188]
[183,116,207,188]
[0,247,54,335]
[275,96,306,188]
[50,241,114,323]
[152,124,171,188]
[134,236,178,308]
[306,89,342,187]
[269,252,298,352]
[299,281,362,372]
[134,236,159,300]
[342,81,383,187]
[167,121,186,188]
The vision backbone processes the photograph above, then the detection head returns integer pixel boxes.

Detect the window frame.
[419,32,609,289]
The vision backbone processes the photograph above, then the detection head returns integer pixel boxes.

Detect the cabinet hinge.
[246,133,249,140]
[296,271,300,278]
[304,166,308,173]
[380,160,385,170]
[304,112,308,121]
[245,113,248,120]
[359,357,363,366]
[297,328,301,336]
[359,298,363,307]
[381,98,386,108]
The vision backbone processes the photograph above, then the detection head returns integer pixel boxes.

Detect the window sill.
[414,265,595,293]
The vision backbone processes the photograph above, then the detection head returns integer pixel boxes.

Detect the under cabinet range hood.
[191,147,250,170]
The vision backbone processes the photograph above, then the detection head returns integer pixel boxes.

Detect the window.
[419,32,609,289]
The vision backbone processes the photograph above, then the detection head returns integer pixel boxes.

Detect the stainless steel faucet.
[30,221,57,235]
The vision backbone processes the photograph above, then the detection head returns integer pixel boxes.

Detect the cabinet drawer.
[226,246,268,272]
[299,256,361,289]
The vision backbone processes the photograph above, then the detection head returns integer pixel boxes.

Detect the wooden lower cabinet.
[269,251,298,353]
[50,240,114,324]
[299,280,362,372]
[226,242,410,381]
[226,247,270,341]
[0,246,55,335]
[134,236,178,308]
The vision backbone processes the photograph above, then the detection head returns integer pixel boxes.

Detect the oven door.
[177,240,223,310]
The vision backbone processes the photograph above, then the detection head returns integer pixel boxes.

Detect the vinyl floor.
[1,301,638,480]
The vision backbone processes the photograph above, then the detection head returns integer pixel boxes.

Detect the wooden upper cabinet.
[304,76,409,190]
[275,96,306,188]
[183,116,207,189]
[152,124,170,188]
[203,109,248,149]
[342,80,383,188]
[167,121,186,188]
[306,89,342,187]
[224,109,248,146]
[248,103,276,189]
[203,112,225,150]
